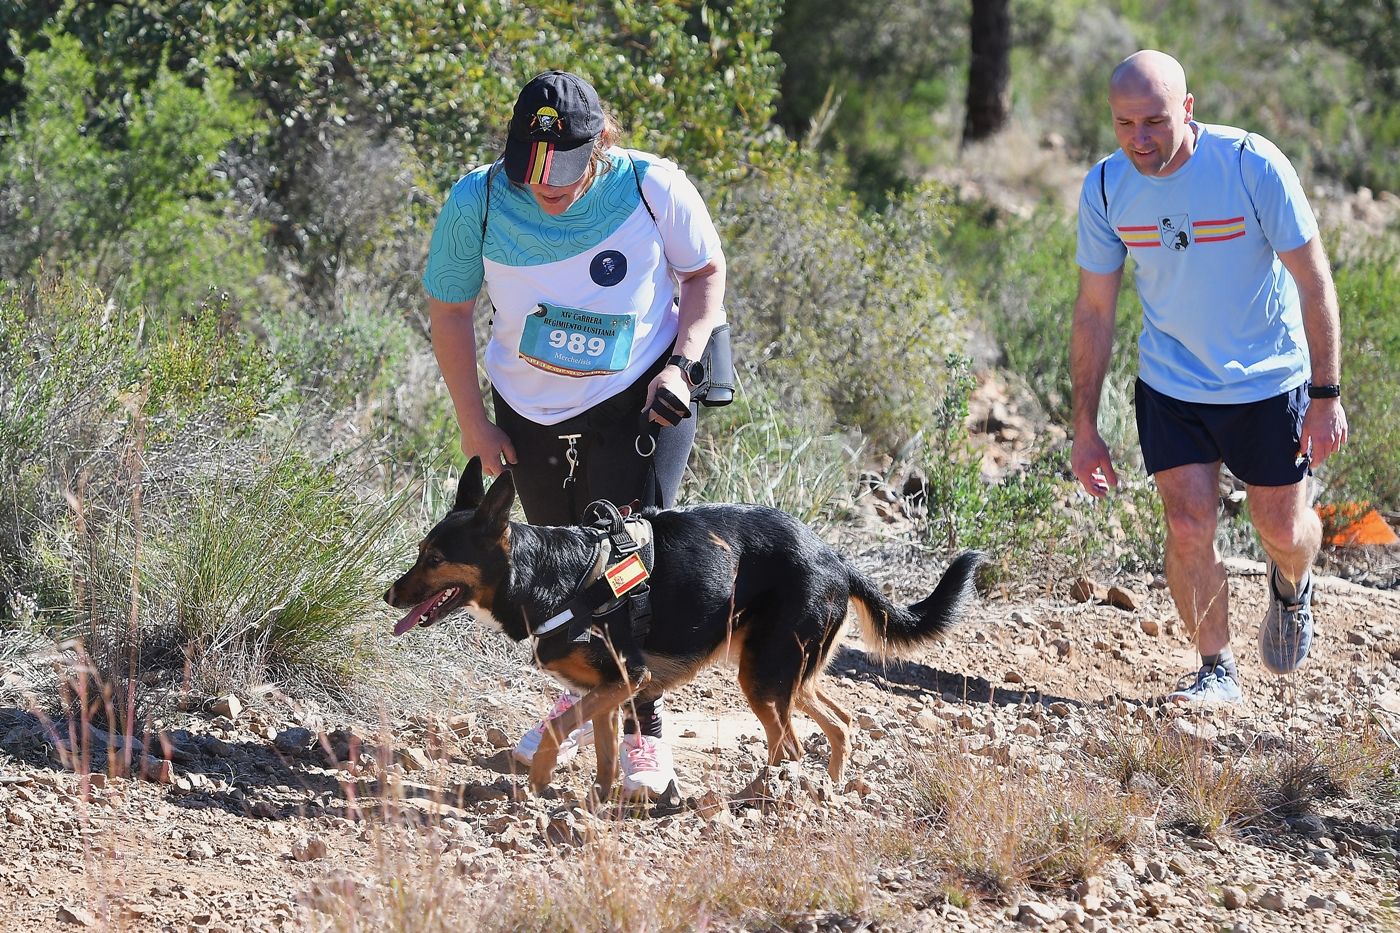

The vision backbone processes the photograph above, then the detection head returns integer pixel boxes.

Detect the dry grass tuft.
[1253,748,1336,822]
[301,821,468,933]
[1099,715,1400,839]
[1104,721,1270,837]
[909,746,1144,897]
[1316,714,1400,803]
[303,807,928,933]
[490,825,900,933]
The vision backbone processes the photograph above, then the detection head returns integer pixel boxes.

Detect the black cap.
[502,71,604,186]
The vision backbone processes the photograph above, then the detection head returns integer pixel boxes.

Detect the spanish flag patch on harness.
[604,552,649,597]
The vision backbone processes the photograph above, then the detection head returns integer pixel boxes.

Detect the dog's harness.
[529,500,655,675]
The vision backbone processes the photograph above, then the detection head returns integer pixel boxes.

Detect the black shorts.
[492,350,697,526]
[1134,378,1310,487]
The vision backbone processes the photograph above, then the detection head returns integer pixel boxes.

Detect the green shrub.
[0,277,140,616]
[919,355,1072,578]
[147,451,417,692]
[771,0,967,205]
[0,270,426,692]
[939,203,1143,426]
[0,32,263,318]
[1080,475,1166,575]
[0,276,281,622]
[1305,0,1400,192]
[142,297,280,439]
[3,2,784,281]
[721,155,964,452]
[1320,245,1400,511]
[685,375,862,527]
[258,292,420,412]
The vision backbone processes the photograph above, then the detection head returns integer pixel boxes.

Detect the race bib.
[518,303,636,377]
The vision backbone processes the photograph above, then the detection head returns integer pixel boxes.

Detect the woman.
[422,70,726,802]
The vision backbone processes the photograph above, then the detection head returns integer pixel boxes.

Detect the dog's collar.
[530,516,654,640]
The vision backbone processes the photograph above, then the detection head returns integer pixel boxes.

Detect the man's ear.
[475,470,516,532]
[453,457,485,513]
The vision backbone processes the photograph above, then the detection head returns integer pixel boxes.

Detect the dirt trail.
[1,550,1398,932]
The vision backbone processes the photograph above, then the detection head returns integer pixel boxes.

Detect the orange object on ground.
[1315,502,1400,547]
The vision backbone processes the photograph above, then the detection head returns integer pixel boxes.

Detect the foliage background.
[1,0,1396,688]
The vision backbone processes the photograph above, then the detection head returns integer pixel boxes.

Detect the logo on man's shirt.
[1158,215,1191,251]
[1116,214,1247,250]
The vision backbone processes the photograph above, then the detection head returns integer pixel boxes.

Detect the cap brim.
[502,137,595,186]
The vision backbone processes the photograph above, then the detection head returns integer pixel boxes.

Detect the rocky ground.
[0,529,1397,932]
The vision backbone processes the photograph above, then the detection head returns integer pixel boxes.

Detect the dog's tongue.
[392,586,463,636]
[393,597,437,637]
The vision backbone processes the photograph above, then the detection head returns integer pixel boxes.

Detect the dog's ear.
[453,457,485,513]
[474,470,516,532]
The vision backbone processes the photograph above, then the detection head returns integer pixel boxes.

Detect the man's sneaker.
[512,693,594,768]
[619,734,679,801]
[1167,665,1244,706]
[1258,561,1315,675]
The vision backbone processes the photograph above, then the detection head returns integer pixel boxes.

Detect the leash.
[633,380,697,509]
[634,415,664,510]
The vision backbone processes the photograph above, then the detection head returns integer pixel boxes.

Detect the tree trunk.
[962,0,1012,145]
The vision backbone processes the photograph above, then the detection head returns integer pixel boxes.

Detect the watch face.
[668,355,704,384]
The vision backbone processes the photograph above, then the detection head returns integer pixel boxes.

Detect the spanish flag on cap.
[504,71,604,186]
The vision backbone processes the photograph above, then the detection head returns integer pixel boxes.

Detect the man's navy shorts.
[1134,378,1310,487]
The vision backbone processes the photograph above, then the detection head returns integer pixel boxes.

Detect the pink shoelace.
[545,693,578,721]
[625,737,659,771]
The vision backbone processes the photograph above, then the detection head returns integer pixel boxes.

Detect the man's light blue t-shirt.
[1076,123,1318,404]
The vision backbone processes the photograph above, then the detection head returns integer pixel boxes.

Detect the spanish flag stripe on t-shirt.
[1193,215,1247,242]
[1118,225,1161,248]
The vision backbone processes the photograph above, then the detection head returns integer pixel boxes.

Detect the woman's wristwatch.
[666,354,705,387]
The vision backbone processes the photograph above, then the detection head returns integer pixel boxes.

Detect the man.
[1070,50,1348,705]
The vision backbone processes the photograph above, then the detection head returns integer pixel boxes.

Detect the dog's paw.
[527,758,558,796]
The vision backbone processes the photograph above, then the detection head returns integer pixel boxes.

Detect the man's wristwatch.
[1307,383,1342,399]
[666,354,705,387]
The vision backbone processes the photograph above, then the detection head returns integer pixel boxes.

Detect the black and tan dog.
[386,458,982,799]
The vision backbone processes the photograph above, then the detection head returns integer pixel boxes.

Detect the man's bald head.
[1110,50,1188,102]
[1108,50,1196,177]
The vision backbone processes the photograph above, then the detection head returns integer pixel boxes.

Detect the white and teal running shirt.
[423,148,722,424]
[1076,123,1318,404]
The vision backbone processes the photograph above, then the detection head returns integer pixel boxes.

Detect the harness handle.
[583,499,641,555]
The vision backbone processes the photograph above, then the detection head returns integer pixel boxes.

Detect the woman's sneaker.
[619,733,679,801]
[1167,665,1244,706]
[1258,561,1315,675]
[512,693,595,767]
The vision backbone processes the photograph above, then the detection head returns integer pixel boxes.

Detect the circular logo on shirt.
[590,250,628,286]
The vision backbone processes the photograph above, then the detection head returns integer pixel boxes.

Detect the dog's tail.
[847,550,984,659]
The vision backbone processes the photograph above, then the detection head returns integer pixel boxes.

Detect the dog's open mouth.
[393,586,465,636]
